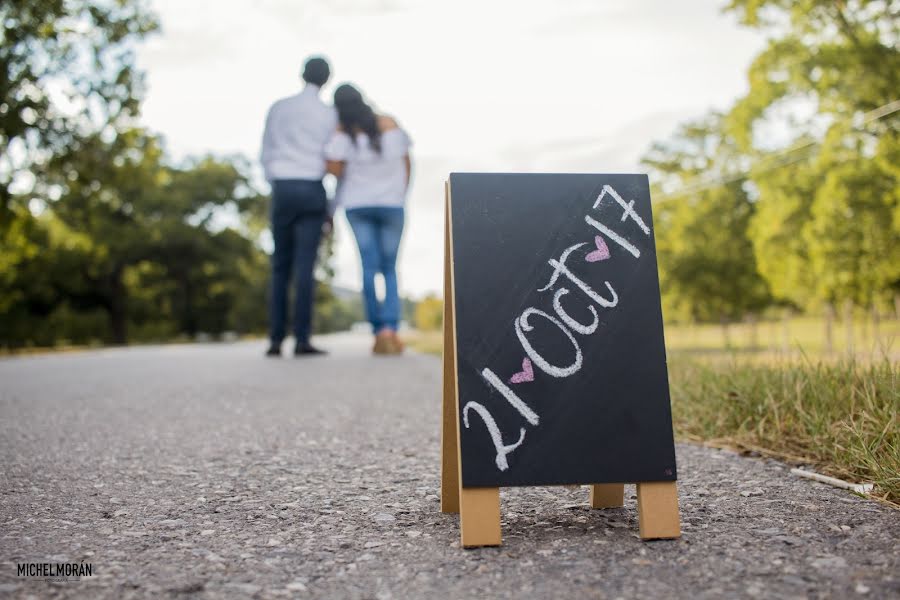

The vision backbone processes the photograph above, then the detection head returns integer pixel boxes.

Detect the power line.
[657,99,900,200]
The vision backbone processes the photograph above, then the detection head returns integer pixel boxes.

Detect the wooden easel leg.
[441,183,460,514]
[589,483,624,508]
[440,383,460,513]
[459,487,501,548]
[636,482,681,540]
[444,182,502,548]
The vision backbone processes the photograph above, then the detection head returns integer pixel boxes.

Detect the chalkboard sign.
[446,173,677,489]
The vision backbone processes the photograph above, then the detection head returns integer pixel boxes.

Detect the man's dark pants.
[269,179,326,347]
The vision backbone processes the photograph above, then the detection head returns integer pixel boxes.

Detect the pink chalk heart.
[509,358,534,384]
[585,235,611,262]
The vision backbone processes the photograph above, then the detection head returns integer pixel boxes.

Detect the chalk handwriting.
[515,308,583,378]
[481,368,540,425]
[584,215,640,258]
[552,288,599,335]
[593,185,651,235]
[468,183,651,471]
[462,401,526,471]
[538,243,619,308]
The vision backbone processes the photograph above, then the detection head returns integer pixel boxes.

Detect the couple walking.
[261,56,412,357]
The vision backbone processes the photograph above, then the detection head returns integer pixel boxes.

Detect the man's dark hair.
[302,57,330,86]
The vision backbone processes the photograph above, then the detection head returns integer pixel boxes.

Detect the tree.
[724,0,899,145]
[34,129,267,344]
[151,156,266,337]
[874,123,900,316]
[745,153,819,309]
[643,115,771,342]
[723,0,900,318]
[804,126,900,311]
[1,0,158,217]
[1,2,351,349]
[2,0,159,347]
[42,128,166,342]
[0,207,101,346]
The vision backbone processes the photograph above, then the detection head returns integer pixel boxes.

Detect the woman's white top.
[325,127,412,211]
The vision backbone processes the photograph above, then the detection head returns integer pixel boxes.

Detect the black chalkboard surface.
[449,173,677,488]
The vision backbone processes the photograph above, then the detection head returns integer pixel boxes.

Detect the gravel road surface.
[1,334,897,599]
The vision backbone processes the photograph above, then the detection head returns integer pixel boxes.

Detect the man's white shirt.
[260,85,338,181]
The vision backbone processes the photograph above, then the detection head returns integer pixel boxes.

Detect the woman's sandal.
[373,330,404,355]
[373,330,394,354]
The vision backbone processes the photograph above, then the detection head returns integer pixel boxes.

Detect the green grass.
[669,355,899,504]
[409,319,900,504]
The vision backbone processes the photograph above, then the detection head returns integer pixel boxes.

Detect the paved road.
[1,334,897,599]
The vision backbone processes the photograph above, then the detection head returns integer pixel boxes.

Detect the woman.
[325,84,412,355]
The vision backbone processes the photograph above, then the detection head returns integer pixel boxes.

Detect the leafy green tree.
[0,207,101,346]
[873,127,900,318]
[150,156,266,337]
[42,128,166,342]
[2,0,160,347]
[35,129,267,344]
[1,0,158,217]
[1,1,350,349]
[745,155,820,309]
[804,126,900,310]
[723,0,899,316]
[724,0,899,146]
[643,115,771,339]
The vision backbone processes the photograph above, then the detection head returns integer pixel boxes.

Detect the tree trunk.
[747,314,759,350]
[871,302,880,347]
[860,303,869,344]
[781,310,792,354]
[720,316,731,350]
[182,276,197,337]
[824,303,835,354]
[843,300,854,355]
[108,288,128,345]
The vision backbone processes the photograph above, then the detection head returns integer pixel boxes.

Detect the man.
[260,56,337,357]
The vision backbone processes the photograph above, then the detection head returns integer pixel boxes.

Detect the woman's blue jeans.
[346,206,405,332]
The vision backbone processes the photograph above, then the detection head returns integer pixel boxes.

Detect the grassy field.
[664,315,899,359]
[407,318,899,504]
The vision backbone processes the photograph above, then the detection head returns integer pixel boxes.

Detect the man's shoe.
[265,345,282,358]
[294,343,327,356]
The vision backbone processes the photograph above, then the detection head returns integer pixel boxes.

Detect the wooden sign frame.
[440,179,681,548]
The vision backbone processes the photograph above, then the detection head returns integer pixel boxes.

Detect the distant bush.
[414,295,443,331]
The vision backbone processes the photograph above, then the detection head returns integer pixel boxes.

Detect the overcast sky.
[137,0,766,298]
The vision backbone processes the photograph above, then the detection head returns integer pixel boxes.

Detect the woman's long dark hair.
[333,83,381,154]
